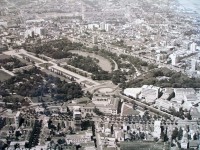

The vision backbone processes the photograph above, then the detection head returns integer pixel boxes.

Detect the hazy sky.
[178,0,200,13]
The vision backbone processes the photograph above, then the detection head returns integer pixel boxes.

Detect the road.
[119,93,176,119]
[111,59,119,71]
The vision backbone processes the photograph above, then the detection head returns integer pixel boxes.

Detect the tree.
[57,139,66,145]
[81,120,92,130]
[15,131,21,140]
[178,127,183,140]
[193,133,198,140]
[172,127,178,140]
[57,123,61,131]
[93,107,104,116]
[85,91,93,100]
[186,112,192,120]
[68,126,74,134]
[48,119,52,129]
[14,143,20,149]
[25,142,29,148]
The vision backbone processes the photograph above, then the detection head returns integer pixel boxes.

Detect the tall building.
[92,36,98,44]
[153,121,161,138]
[191,59,200,71]
[170,54,179,66]
[105,23,111,32]
[25,27,46,38]
[15,111,21,128]
[100,22,105,30]
[191,59,197,71]
[73,110,82,131]
[190,42,197,52]
[81,2,85,20]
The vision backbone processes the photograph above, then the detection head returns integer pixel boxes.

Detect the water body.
[177,0,200,14]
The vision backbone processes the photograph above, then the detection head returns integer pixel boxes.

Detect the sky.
[177,0,200,13]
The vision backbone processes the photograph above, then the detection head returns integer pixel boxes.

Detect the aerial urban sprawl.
[0,0,200,150]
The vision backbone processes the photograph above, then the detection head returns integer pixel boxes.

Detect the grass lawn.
[69,50,113,73]
[39,63,53,68]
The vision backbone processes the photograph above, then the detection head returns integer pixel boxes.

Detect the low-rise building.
[65,130,93,144]
[184,94,198,105]
[141,85,160,103]
[1,110,17,126]
[160,88,174,100]
[189,140,200,150]
[67,103,95,116]
[123,88,141,99]
[190,108,200,120]
[152,121,161,139]
[92,94,119,115]
[155,99,181,111]
[173,88,195,104]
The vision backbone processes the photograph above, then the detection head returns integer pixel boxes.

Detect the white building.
[190,108,200,120]
[92,36,98,44]
[65,131,93,144]
[141,85,160,103]
[156,53,168,63]
[190,42,197,52]
[67,103,95,116]
[184,94,198,104]
[10,141,26,149]
[155,99,181,111]
[181,129,189,149]
[152,121,161,138]
[173,88,195,104]
[170,54,179,66]
[73,110,81,120]
[92,94,119,115]
[100,22,105,30]
[123,88,141,99]
[25,27,46,38]
[191,59,200,72]
[105,23,111,32]
[191,59,197,71]
[15,111,21,128]
[160,88,174,100]
[87,23,99,30]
